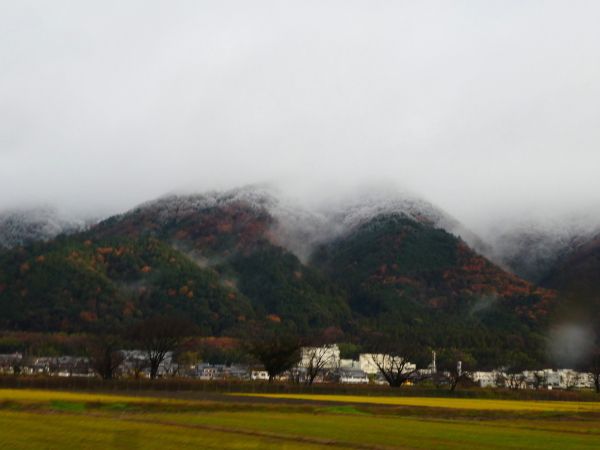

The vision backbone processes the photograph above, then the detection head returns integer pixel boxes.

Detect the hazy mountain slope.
[0,207,92,248]
[539,233,600,327]
[484,210,600,284]
[542,233,600,292]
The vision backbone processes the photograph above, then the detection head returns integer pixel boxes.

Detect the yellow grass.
[237,393,600,411]
[0,389,186,405]
[3,388,599,413]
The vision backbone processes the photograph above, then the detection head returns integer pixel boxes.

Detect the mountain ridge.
[0,185,590,365]
[0,185,490,263]
[0,188,568,363]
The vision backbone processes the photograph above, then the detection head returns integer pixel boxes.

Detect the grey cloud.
[1,1,600,234]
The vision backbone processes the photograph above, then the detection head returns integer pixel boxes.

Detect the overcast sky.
[2,1,600,232]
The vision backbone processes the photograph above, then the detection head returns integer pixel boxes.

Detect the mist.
[2,1,600,235]
[549,324,594,369]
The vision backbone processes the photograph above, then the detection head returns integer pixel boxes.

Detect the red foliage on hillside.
[367,242,557,321]
[92,202,277,257]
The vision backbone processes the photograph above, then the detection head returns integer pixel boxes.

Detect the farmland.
[238,393,600,412]
[1,389,600,449]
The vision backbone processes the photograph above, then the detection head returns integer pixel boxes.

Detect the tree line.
[74,319,600,394]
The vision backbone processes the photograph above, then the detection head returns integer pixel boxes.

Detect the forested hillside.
[0,236,254,336]
[0,193,569,364]
[86,195,353,333]
[312,215,557,361]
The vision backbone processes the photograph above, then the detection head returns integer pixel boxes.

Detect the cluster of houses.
[472,368,596,390]
[0,353,90,377]
[0,346,596,390]
[0,351,266,380]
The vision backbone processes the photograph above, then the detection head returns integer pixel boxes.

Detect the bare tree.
[245,335,304,383]
[8,353,25,376]
[498,351,532,390]
[162,357,183,378]
[494,372,506,388]
[368,341,430,388]
[589,350,600,394]
[87,334,125,380]
[300,344,339,385]
[577,347,600,394]
[564,370,582,390]
[125,351,149,379]
[48,358,60,376]
[438,349,476,391]
[130,318,198,379]
[530,371,547,390]
[505,371,527,390]
[288,365,303,384]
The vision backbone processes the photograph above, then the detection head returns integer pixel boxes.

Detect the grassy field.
[0,411,335,450]
[152,411,600,450]
[237,393,600,412]
[1,389,600,449]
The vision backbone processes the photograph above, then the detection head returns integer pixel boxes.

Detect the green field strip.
[0,411,334,450]
[235,393,600,411]
[148,411,600,450]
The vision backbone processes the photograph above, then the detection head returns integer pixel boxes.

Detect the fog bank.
[2,1,600,234]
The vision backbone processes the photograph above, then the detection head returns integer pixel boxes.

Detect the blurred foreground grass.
[1,389,600,449]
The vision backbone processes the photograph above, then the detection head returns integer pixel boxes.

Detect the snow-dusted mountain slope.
[314,186,490,254]
[116,184,488,261]
[0,207,92,248]
[0,184,489,261]
[482,210,600,283]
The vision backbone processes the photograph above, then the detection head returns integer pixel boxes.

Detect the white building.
[472,371,498,388]
[339,359,361,370]
[546,369,593,389]
[251,370,269,381]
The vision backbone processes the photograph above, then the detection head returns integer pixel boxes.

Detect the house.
[229,365,250,380]
[203,366,218,378]
[337,369,369,384]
